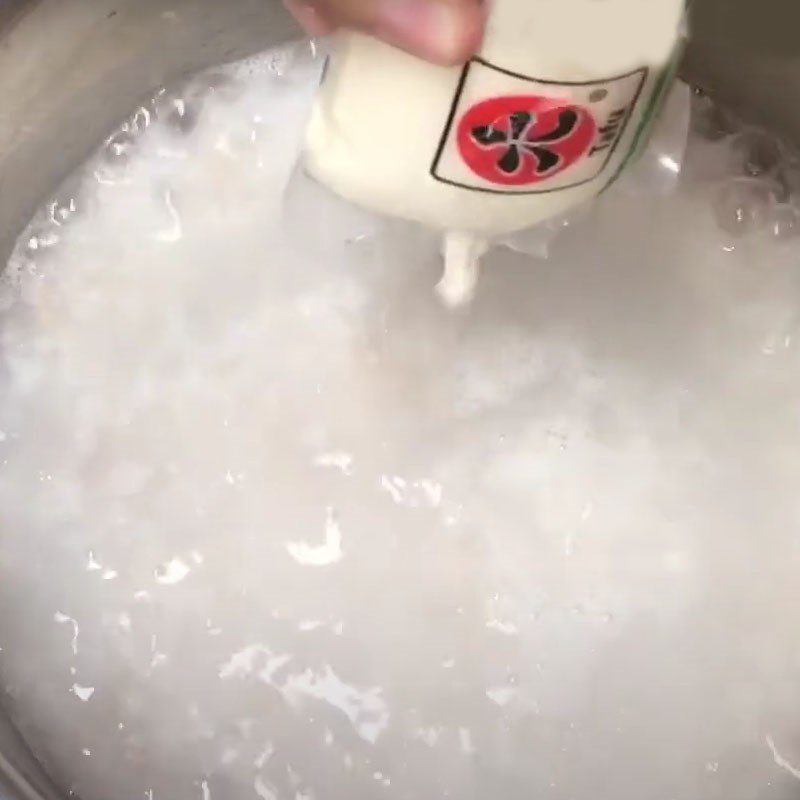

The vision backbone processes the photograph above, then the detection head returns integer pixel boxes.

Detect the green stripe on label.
[602,16,688,191]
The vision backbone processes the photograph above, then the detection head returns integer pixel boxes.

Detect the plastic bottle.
[304,0,686,304]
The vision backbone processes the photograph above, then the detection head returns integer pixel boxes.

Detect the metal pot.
[0,1,798,797]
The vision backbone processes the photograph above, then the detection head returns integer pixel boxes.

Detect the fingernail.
[376,0,480,65]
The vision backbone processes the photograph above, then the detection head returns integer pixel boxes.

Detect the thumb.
[284,0,486,66]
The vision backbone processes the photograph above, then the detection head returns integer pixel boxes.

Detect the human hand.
[283,0,486,65]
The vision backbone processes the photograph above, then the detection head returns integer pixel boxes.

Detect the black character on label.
[471,108,579,175]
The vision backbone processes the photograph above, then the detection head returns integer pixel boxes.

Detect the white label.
[430,58,648,195]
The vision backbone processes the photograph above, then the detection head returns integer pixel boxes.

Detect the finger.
[283,0,338,36]
[372,0,486,65]
[311,0,486,66]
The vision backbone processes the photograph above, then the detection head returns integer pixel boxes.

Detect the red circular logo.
[456,95,597,186]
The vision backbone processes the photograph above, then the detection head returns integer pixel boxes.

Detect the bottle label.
[430,57,648,195]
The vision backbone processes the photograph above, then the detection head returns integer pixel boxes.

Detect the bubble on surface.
[729,129,783,178]
[712,176,777,237]
[690,90,741,141]
[770,203,800,240]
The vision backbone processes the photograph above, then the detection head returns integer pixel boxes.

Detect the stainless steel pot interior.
[0,0,799,798]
